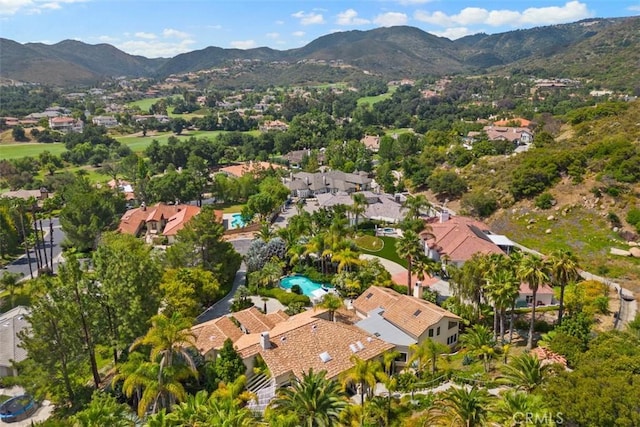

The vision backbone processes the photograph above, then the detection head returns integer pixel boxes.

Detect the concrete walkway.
[0,386,54,426]
[360,254,406,275]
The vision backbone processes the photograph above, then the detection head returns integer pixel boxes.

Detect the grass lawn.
[126,97,165,112]
[116,130,226,152]
[0,142,66,160]
[216,203,246,214]
[354,235,384,251]
[357,86,397,106]
[358,235,407,268]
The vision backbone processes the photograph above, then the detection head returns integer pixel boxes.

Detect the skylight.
[319,351,332,363]
[413,309,422,317]
[365,292,373,299]
[349,344,358,353]
[356,341,364,350]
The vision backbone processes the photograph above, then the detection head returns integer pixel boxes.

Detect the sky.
[1,0,639,58]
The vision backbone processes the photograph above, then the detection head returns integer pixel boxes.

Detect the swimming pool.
[230,213,247,229]
[280,275,331,298]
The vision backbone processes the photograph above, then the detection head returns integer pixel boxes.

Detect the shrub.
[608,212,622,228]
[258,287,310,306]
[290,284,302,295]
[626,208,640,232]
[535,192,554,209]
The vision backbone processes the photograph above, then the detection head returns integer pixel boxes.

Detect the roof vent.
[349,344,358,353]
[356,341,364,350]
[280,336,287,342]
[319,351,332,363]
[367,337,373,342]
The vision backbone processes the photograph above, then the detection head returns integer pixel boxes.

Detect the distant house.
[192,307,393,412]
[0,188,49,201]
[259,120,289,132]
[117,203,209,244]
[49,117,84,133]
[492,117,532,128]
[282,149,325,168]
[353,286,461,371]
[361,135,381,152]
[92,115,119,128]
[465,126,533,148]
[517,283,556,307]
[218,161,284,179]
[285,170,372,198]
[0,306,29,377]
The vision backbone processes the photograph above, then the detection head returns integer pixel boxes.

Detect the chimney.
[141,202,147,212]
[439,210,450,223]
[413,281,422,299]
[260,332,271,350]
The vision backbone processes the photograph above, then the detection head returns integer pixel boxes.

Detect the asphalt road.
[2,217,64,280]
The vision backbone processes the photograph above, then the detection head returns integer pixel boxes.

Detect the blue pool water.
[230,213,247,229]
[280,275,331,297]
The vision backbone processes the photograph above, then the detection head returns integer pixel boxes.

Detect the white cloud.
[230,39,256,49]
[134,31,156,40]
[0,0,86,15]
[414,1,592,28]
[97,35,118,43]
[207,24,222,30]
[292,31,305,37]
[628,5,640,12]
[429,27,474,40]
[336,9,370,26]
[163,28,190,39]
[291,10,325,25]
[266,32,280,39]
[373,12,408,26]
[116,38,196,58]
[396,0,434,4]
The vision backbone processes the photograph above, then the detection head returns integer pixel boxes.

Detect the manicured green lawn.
[354,235,384,251]
[358,235,407,268]
[0,142,66,160]
[116,130,225,152]
[357,86,397,106]
[126,97,164,112]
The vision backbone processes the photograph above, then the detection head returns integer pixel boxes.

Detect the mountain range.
[1,16,638,88]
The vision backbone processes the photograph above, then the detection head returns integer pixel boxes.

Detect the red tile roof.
[420,216,504,263]
[162,205,201,236]
[531,347,567,368]
[191,315,244,355]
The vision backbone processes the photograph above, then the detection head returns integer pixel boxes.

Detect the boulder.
[630,247,640,258]
[547,215,555,221]
[610,248,631,257]
[545,229,552,234]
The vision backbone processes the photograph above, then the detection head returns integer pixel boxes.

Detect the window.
[448,321,458,330]
[526,295,534,304]
[395,352,408,362]
[447,333,458,345]
[428,329,434,337]
[437,327,441,336]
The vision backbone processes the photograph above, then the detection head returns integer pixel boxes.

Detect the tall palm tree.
[261,259,283,288]
[459,324,495,372]
[341,355,383,406]
[546,249,580,326]
[395,230,424,296]
[382,349,401,377]
[492,390,550,427]
[350,192,369,233]
[304,234,328,274]
[499,353,553,393]
[126,312,198,414]
[516,253,550,350]
[408,338,450,375]
[434,386,493,427]
[331,246,362,273]
[449,253,489,321]
[485,268,520,343]
[256,221,274,242]
[267,369,348,427]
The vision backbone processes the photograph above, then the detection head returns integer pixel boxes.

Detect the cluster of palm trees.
[448,249,580,349]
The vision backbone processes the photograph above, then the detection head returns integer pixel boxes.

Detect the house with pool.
[191,306,393,412]
[353,286,461,372]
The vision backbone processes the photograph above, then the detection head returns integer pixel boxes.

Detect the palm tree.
[0,271,24,308]
[350,192,368,233]
[449,253,489,321]
[516,253,550,350]
[126,312,198,414]
[434,386,493,427]
[267,369,348,427]
[546,249,580,326]
[492,390,550,427]
[331,246,362,273]
[499,353,553,393]
[256,221,274,242]
[459,324,495,372]
[318,292,343,322]
[382,349,401,377]
[395,230,424,296]
[341,355,383,405]
[401,194,432,221]
[261,259,283,288]
[304,234,328,274]
[409,338,450,375]
[485,268,520,343]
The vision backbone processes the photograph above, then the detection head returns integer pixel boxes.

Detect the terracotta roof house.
[219,161,284,178]
[285,171,372,198]
[531,347,568,368]
[117,203,209,244]
[259,120,289,132]
[361,135,381,152]
[420,213,513,267]
[517,283,556,307]
[48,116,84,133]
[353,286,460,371]
[492,117,532,128]
[0,306,29,377]
[190,307,393,412]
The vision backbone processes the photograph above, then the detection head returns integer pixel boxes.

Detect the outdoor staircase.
[246,373,276,413]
